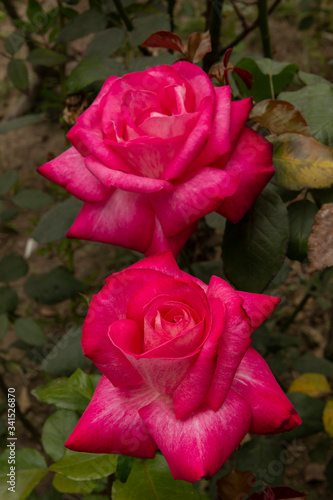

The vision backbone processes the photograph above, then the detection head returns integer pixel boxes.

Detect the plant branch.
[113,0,134,31]
[230,0,248,30]
[220,0,282,54]
[258,0,272,58]
[204,0,224,70]
[280,285,316,333]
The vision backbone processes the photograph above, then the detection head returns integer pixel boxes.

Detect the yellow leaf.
[272,133,333,190]
[288,373,330,397]
[323,399,333,437]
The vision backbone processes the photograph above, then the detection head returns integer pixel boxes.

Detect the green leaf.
[56,9,108,43]
[298,70,331,86]
[287,200,318,261]
[112,454,203,500]
[14,317,46,346]
[24,266,87,304]
[205,212,226,229]
[32,197,83,244]
[42,409,80,461]
[128,14,170,47]
[272,133,333,190]
[222,189,288,292]
[32,368,94,412]
[294,354,333,376]
[12,189,52,209]
[0,170,18,195]
[4,31,25,56]
[86,28,125,57]
[282,392,325,440]
[27,48,68,67]
[66,55,125,94]
[0,314,8,340]
[0,252,28,283]
[117,455,134,483]
[311,187,333,206]
[0,287,18,314]
[0,448,47,500]
[41,326,91,375]
[309,438,330,463]
[235,438,284,485]
[50,449,117,480]
[233,56,298,101]
[27,0,44,25]
[279,83,333,147]
[7,59,29,91]
[0,114,44,135]
[53,473,100,494]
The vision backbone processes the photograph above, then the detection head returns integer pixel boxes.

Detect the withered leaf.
[251,100,311,136]
[217,469,255,500]
[141,31,185,54]
[308,203,333,272]
[187,31,212,63]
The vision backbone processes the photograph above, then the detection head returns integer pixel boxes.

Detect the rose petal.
[126,250,184,279]
[229,97,253,148]
[139,389,252,482]
[233,348,302,433]
[65,375,157,457]
[138,111,200,139]
[238,291,281,332]
[85,155,172,193]
[150,167,241,236]
[92,76,119,105]
[205,276,251,411]
[66,189,155,253]
[216,127,275,223]
[37,147,108,202]
[145,218,197,257]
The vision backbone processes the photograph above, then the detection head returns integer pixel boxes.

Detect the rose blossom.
[65,252,301,482]
[38,62,274,256]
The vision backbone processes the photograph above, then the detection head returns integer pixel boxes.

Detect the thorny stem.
[204,0,224,70]
[258,0,272,58]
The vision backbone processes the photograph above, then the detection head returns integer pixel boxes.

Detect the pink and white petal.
[126,251,183,280]
[65,375,157,457]
[150,168,241,237]
[233,348,302,434]
[238,291,281,332]
[172,61,215,109]
[139,389,252,482]
[145,218,197,257]
[93,76,119,105]
[205,276,251,411]
[82,268,171,386]
[138,112,200,140]
[37,147,108,202]
[216,127,275,223]
[66,189,155,253]
[85,155,172,193]
[192,86,232,168]
[229,97,252,148]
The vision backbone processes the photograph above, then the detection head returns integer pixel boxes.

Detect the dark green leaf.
[41,326,91,375]
[0,170,18,195]
[287,200,318,261]
[12,189,52,209]
[0,114,44,135]
[32,197,83,244]
[326,457,333,490]
[28,48,68,67]
[42,410,80,461]
[0,314,8,340]
[14,318,46,346]
[268,259,291,288]
[27,0,44,26]
[309,439,330,463]
[279,83,333,147]
[4,31,25,56]
[0,208,19,223]
[235,438,284,485]
[112,454,203,499]
[294,354,333,376]
[205,212,226,229]
[56,9,108,43]
[24,266,87,304]
[66,55,125,94]
[0,287,18,314]
[86,28,125,57]
[53,473,100,494]
[282,392,325,440]
[7,59,29,91]
[222,189,288,292]
[311,187,333,206]
[192,260,224,285]
[117,455,134,483]
[50,449,117,480]
[233,57,298,101]
[0,252,28,283]
[32,368,94,412]
[298,70,331,86]
[128,14,170,47]
[128,53,176,72]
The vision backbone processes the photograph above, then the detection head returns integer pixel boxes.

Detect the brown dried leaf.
[308,203,333,272]
[251,100,311,136]
[217,469,255,500]
[187,31,212,63]
[141,31,185,54]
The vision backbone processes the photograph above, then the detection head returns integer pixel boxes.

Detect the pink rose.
[38,62,274,256]
[65,252,301,482]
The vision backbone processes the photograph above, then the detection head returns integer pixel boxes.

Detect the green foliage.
[0,115,45,135]
[0,252,29,283]
[112,454,204,499]
[86,28,125,57]
[287,200,318,261]
[12,189,53,210]
[24,266,87,304]
[128,14,170,47]
[0,314,9,340]
[56,9,108,43]
[235,438,284,485]
[294,354,333,376]
[27,48,68,67]
[0,171,18,195]
[7,59,29,91]
[42,410,80,461]
[282,393,325,439]
[0,287,18,314]
[52,473,101,494]
[14,317,46,346]
[222,189,288,292]
[50,449,118,480]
